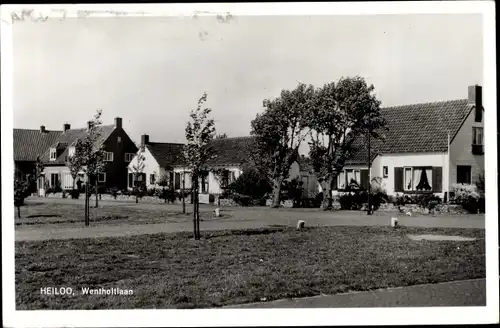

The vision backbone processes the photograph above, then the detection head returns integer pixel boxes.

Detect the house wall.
[449,108,484,186]
[127,147,165,189]
[102,128,138,190]
[173,166,242,194]
[373,152,448,197]
[43,165,76,190]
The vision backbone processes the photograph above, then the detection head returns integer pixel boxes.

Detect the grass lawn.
[15,225,485,309]
[15,202,220,227]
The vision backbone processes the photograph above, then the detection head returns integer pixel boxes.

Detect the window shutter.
[360,169,369,190]
[394,167,403,192]
[432,167,443,192]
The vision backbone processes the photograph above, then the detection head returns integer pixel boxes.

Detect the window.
[472,127,483,145]
[337,169,362,189]
[117,136,122,143]
[404,167,433,192]
[383,166,388,178]
[68,147,75,158]
[457,166,472,184]
[103,152,114,162]
[98,173,106,183]
[128,173,135,188]
[50,173,59,187]
[230,171,236,183]
[125,153,135,162]
[175,172,181,189]
[150,174,155,185]
[50,148,57,161]
[337,171,346,189]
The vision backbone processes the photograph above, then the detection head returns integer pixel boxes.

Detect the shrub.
[70,189,80,199]
[313,192,324,207]
[228,168,271,200]
[451,183,482,213]
[414,194,442,211]
[282,178,304,207]
[62,190,67,198]
[232,193,252,206]
[109,187,119,199]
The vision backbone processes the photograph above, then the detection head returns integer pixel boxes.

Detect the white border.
[1,2,498,327]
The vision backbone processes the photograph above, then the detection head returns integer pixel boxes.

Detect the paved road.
[227,279,487,308]
[15,197,485,241]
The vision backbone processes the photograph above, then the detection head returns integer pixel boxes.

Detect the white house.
[334,85,485,201]
[170,136,320,203]
[127,134,185,190]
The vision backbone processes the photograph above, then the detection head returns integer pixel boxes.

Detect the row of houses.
[14,85,484,201]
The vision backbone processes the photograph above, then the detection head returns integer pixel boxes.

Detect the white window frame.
[98,172,106,183]
[49,148,57,161]
[125,153,135,162]
[472,127,483,145]
[68,147,75,158]
[404,167,413,191]
[103,151,114,162]
[117,136,122,143]
[383,166,388,178]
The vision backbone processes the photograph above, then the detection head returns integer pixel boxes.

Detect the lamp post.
[367,111,372,215]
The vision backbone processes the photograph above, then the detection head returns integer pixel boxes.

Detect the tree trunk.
[192,175,198,239]
[271,177,283,208]
[84,180,89,226]
[320,179,333,210]
[182,176,186,214]
[17,206,21,219]
[95,178,98,208]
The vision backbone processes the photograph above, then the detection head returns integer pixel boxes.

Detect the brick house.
[13,126,62,182]
[333,85,485,200]
[38,117,138,192]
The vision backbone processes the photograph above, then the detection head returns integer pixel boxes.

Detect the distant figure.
[76,178,83,191]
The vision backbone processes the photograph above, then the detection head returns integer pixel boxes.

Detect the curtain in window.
[354,170,361,184]
[404,168,412,190]
[415,168,432,191]
[413,168,422,191]
[338,171,346,189]
[426,168,433,189]
[346,170,354,186]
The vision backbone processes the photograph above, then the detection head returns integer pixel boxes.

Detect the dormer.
[49,148,57,161]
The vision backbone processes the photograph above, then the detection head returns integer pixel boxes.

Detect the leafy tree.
[130,148,146,204]
[67,149,82,198]
[184,92,216,240]
[250,83,314,207]
[157,172,170,203]
[308,77,386,210]
[14,157,44,218]
[70,109,106,225]
[228,167,271,200]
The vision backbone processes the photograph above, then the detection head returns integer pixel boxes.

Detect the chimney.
[63,123,71,132]
[468,85,482,108]
[40,125,46,133]
[115,117,122,129]
[141,134,150,147]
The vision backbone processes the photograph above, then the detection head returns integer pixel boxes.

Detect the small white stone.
[296,220,305,230]
[214,208,220,217]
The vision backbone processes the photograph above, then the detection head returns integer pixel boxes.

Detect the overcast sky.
[13,14,483,153]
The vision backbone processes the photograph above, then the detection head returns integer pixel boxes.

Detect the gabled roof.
[146,142,185,170]
[40,125,116,164]
[13,129,63,161]
[206,136,256,167]
[346,99,473,164]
